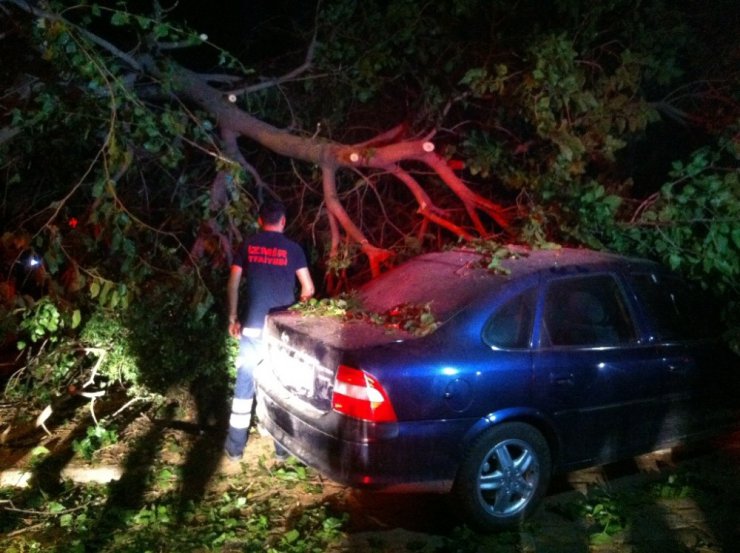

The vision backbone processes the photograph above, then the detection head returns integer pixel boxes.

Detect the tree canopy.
[1,0,738,401]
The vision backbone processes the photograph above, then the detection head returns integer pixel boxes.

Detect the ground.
[1,391,740,552]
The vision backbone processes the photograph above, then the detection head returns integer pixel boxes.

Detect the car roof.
[405,246,656,276]
[359,246,658,317]
[478,246,652,275]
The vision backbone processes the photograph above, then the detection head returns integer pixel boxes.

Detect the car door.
[532,273,665,467]
[628,272,740,441]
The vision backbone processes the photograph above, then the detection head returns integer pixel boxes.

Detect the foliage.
[72,424,119,461]
[16,298,79,349]
[4,273,234,414]
[6,299,81,405]
[461,239,561,273]
[116,276,234,394]
[0,429,349,553]
[371,302,439,336]
[572,489,628,545]
[292,295,439,336]
[1,392,737,553]
[290,294,362,318]
[1,1,240,406]
[647,472,696,500]
[616,145,739,294]
[546,462,736,548]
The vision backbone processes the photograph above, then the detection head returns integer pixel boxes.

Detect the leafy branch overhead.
[1,0,515,280]
[4,0,735,285]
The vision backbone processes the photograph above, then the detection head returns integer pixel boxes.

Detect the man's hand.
[228,320,241,338]
[296,267,315,303]
[227,266,243,338]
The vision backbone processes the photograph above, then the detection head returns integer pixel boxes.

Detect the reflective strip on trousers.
[229,397,253,429]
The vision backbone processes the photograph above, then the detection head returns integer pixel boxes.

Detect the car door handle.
[666,359,693,374]
[552,375,575,386]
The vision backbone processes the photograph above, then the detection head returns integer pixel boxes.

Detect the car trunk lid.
[262,312,411,412]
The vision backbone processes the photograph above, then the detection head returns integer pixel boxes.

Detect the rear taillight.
[331,365,397,423]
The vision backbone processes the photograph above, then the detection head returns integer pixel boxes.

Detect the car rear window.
[358,251,502,319]
[629,273,716,341]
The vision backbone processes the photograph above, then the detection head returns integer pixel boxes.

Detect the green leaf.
[110,12,130,26]
[283,529,300,543]
[59,513,74,527]
[135,16,151,30]
[72,309,82,329]
[154,23,170,39]
[590,532,614,545]
[48,501,66,514]
[31,445,50,457]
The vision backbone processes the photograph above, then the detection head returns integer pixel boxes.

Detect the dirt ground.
[2,394,740,552]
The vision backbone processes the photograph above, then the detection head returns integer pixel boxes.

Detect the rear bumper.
[255,383,462,493]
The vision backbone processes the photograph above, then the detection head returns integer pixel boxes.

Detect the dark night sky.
[171,0,315,66]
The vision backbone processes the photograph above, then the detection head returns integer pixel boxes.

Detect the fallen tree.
[2,0,516,281]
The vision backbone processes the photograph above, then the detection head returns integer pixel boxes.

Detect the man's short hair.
[258,200,286,226]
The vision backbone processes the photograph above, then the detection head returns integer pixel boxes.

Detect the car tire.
[453,422,551,530]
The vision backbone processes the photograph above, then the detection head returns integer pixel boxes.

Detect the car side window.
[629,273,714,341]
[543,275,636,347]
[482,288,536,349]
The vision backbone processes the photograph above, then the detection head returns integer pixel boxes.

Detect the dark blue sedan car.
[255,247,739,529]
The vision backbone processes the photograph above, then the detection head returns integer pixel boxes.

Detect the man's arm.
[296,267,315,302]
[227,265,242,337]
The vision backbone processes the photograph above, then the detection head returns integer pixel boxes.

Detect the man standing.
[224,200,314,462]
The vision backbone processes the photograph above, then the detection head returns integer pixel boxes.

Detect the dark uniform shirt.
[233,231,308,328]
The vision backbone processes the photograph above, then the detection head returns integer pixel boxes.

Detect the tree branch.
[321,166,392,277]
[3,0,142,71]
[225,30,318,96]
[390,167,475,239]
[159,62,512,269]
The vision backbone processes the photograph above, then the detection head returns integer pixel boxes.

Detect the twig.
[225,25,318,96]
[631,192,659,223]
[110,396,146,418]
[6,522,47,538]
[81,348,106,388]
[2,498,105,517]
[35,404,53,436]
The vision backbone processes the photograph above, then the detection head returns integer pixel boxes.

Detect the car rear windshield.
[358,251,502,319]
